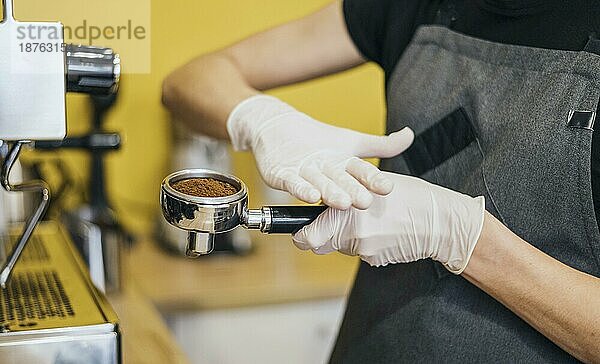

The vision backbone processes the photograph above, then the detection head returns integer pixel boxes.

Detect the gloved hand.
[292,172,485,274]
[227,95,414,210]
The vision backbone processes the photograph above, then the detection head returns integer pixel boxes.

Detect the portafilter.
[160,169,326,257]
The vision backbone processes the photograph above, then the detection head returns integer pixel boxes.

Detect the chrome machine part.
[161,169,326,257]
[158,129,253,256]
[65,44,121,95]
[0,142,50,287]
[161,169,249,234]
[243,208,268,231]
[242,207,273,233]
[161,169,248,257]
[186,232,216,257]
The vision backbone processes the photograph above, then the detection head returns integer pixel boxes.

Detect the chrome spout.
[186,232,215,257]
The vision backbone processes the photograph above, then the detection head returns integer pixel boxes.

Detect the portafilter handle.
[244,205,328,234]
[184,205,327,258]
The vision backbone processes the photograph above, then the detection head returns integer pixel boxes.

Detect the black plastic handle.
[268,205,328,234]
[35,133,121,150]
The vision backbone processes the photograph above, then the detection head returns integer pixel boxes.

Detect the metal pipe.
[0,141,50,287]
[2,0,14,22]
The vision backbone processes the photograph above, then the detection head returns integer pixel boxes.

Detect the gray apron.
[330,25,600,363]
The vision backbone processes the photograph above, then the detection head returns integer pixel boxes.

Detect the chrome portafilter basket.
[160,169,326,257]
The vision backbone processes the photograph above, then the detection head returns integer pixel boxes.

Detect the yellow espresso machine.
[0,0,122,362]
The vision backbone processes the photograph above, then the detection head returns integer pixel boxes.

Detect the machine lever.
[0,141,50,288]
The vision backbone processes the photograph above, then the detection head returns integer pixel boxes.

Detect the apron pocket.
[405,107,504,278]
[405,107,503,218]
[403,107,476,177]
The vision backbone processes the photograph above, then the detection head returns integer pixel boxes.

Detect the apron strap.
[583,33,600,129]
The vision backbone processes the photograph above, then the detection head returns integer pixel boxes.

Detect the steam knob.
[65,44,120,95]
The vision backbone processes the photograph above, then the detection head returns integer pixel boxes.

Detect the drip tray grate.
[0,270,75,330]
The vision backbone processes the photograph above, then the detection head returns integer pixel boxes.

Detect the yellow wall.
[13,0,386,234]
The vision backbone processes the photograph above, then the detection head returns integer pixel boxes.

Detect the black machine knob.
[65,44,120,95]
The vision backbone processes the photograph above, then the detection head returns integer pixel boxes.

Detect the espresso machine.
[0,0,121,362]
[34,78,131,295]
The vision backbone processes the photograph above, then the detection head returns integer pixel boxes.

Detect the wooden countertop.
[105,232,357,362]
[108,286,190,364]
[124,232,359,312]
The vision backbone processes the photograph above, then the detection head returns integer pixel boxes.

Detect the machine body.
[0,0,121,287]
[0,0,122,361]
[0,0,66,141]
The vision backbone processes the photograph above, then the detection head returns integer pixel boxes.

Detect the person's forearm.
[161,53,257,139]
[463,212,600,362]
[161,1,364,140]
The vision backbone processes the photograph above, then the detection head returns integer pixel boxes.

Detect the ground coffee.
[171,178,238,198]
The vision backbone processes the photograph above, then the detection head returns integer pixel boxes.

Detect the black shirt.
[343,0,600,228]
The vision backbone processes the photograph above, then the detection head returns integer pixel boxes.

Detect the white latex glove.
[227,95,414,210]
[292,172,485,274]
